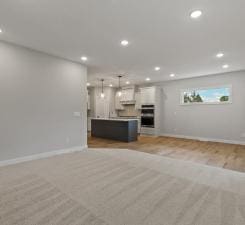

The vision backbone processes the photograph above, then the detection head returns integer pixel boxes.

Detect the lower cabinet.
[137,119,141,134]
[87,117,91,131]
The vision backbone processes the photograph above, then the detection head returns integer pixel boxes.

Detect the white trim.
[0,145,88,167]
[161,133,245,146]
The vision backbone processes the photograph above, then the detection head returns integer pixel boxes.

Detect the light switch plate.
[73,112,81,117]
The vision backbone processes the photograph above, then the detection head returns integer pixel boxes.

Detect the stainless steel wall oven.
[141,105,154,128]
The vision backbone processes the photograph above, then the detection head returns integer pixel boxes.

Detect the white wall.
[157,71,245,144]
[0,41,87,161]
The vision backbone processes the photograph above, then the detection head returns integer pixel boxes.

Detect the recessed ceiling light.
[170,74,175,77]
[125,81,130,85]
[0,28,2,33]
[146,78,151,81]
[216,53,224,58]
[109,84,113,87]
[86,82,90,86]
[190,10,202,19]
[154,67,160,71]
[81,56,88,61]
[222,64,229,69]
[121,40,129,46]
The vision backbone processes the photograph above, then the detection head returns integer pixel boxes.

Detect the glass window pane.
[181,87,231,104]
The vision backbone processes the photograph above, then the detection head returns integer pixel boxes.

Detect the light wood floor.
[88,135,245,173]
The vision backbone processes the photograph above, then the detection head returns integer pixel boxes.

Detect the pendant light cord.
[101,79,104,93]
[118,75,122,89]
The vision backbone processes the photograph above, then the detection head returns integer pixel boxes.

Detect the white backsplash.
[118,105,140,117]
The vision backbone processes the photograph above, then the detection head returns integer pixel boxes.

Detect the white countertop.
[92,118,138,122]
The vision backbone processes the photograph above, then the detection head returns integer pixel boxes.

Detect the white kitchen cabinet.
[140,87,155,105]
[95,96,110,118]
[87,117,91,131]
[137,118,141,134]
[120,87,135,102]
[135,92,141,109]
[115,91,124,110]
[87,92,91,110]
[92,87,118,118]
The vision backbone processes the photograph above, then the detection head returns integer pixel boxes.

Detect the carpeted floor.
[0,148,245,225]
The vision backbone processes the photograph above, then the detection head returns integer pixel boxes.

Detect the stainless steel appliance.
[141,105,154,128]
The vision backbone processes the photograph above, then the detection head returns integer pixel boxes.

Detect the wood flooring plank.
[88,134,245,172]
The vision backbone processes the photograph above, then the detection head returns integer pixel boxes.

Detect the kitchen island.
[91,118,138,142]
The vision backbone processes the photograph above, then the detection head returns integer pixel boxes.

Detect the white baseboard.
[161,133,245,146]
[0,145,88,167]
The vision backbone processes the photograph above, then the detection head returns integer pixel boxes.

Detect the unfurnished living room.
[0,1,245,225]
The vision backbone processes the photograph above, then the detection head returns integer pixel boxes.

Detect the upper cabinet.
[115,91,124,110]
[115,86,136,109]
[120,86,136,104]
[140,87,156,105]
[115,86,156,108]
[121,88,135,102]
[95,95,110,118]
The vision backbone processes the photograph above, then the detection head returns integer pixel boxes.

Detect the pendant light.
[100,79,105,98]
[117,75,122,97]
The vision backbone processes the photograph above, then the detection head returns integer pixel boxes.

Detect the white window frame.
[180,85,232,105]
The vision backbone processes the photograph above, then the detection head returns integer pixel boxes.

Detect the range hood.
[120,100,136,105]
[119,86,136,105]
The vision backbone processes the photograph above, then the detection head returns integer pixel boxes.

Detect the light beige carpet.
[0,148,245,225]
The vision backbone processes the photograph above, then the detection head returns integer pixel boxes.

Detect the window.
[180,86,232,105]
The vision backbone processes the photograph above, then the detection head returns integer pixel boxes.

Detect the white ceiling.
[0,0,245,87]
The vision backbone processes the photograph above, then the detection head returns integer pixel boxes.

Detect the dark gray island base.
[91,118,138,142]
